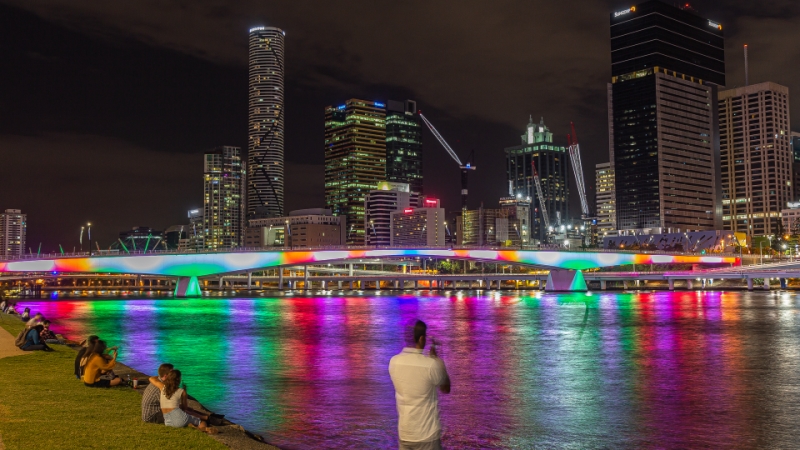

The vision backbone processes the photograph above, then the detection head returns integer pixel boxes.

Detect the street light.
[87,222,92,256]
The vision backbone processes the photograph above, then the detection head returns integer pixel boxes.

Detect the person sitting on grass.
[142,363,224,425]
[18,324,53,352]
[0,299,6,312]
[20,307,30,321]
[82,340,122,388]
[74,335,99,379]
[5,302,17,314]
[39,320,62,344]
[27,313,45,328]
[148,370,217,434]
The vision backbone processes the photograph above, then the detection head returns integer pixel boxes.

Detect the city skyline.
[1,1,799,250]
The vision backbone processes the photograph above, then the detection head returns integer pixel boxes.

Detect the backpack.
[14,326,31,348]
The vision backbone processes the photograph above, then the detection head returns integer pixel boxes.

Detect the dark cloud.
[2,0,800,249]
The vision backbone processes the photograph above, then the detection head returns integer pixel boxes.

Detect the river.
[17,290,800,449]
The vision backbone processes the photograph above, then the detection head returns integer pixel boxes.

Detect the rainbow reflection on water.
[18,291,800,449]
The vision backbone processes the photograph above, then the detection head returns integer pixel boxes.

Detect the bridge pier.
[321,280,327,290]
[304,266,309,290]
[600,280,607,290]
[764,278,770,290]
[278,270,284,290]
[668,279,674,291]
[687,279,693,290]
[781,278,787,289]
[746,277,753,290]
[622,280,629,290]
[414,280,418,289]
[175,276,201,298]
[247,272,252,290]
[338,280,342,290]
[545,270,587,292]
[349,280,354,290]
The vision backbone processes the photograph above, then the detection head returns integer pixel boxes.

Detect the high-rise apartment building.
[187,209,204,250]
[505,117,569,242]
[385,100,423,194]
[595,163,616,236]
[324,99,387,245]
[791,131,800,201]
[203,146,245,249]
[364,182,419,246]
[719,82,792,238]
[248,26,285,218]
[0,209,26,259]
[610,1,724,234]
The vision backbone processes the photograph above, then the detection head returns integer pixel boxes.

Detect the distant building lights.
[404,208,414,214]
[374,102,385,107]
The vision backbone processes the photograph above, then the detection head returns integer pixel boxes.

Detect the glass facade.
[385,100,423,195]
[324,99,386,245]
[505,117,569,242]
[610,1,724,233]
[203,146,245,249]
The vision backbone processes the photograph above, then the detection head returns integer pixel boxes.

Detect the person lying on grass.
[143,364,224,425]
[82,340,123,388]
[149,370,218,434]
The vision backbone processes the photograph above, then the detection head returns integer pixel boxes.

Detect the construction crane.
[418,113,477,210]
[566,122,590,218]
[531,160,551,231]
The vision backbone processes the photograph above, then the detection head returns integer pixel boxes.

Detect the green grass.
[0,314,227,450]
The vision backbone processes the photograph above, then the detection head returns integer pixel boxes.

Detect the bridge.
[0,248,739,296]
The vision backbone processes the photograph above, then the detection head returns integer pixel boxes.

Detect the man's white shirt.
[389,347,448,442]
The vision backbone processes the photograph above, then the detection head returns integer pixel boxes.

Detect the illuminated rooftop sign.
[374,102,385,108]
[708,20,722,30]
[403,208,414,214]
[614,6,635,18]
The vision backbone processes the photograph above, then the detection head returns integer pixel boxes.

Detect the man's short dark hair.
[158,363,174,378]
[42,320,51,325]
[413,320,427,345]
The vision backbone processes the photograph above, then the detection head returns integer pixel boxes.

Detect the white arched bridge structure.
[0,248,739,296]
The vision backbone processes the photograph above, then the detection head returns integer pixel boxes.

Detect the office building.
[0,209,26,259]
[505,116,569,242]
[204,146,245,249]
[248,26,285,218]
[499,196,531,246]
[325,99,387,244]
[610,1,724,234]
[457,204,529,247]
[792,131,800,201]
[595,162,616,236]
[187,209,204,250]
[245,208,345,248]
[385,100,423,194]
[391,198,446,246]
[364,182,419,246]
[719,82,792,238]
[782,202,800,235]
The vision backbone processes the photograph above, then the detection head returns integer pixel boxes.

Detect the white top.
[160,388,184,409]
[388,348,448,442]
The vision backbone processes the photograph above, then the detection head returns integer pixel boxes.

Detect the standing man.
[389,320,451,450]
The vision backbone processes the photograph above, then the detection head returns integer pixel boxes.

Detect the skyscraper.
[248,26,285,218]
[203,146,245,249]
[610,1,724,233]
[385,100,423,194]
[505,117,569,242]
[364,181,419,246]
[719,82,792,238]
[324,99,387,245]
[0,209,26,259]
[595,162,616,236]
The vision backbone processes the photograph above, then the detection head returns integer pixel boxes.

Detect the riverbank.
[0,313,279,450]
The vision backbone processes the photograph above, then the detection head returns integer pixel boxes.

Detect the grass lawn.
[0,314,227,450]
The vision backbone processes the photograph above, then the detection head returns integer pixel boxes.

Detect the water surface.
[19,291,800,449]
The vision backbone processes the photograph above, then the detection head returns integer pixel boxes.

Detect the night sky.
[1,0,799,252]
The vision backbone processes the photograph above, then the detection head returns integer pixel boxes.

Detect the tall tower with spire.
[504,116,569,242]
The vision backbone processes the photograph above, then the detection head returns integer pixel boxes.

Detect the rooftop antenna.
[744,44,749,86]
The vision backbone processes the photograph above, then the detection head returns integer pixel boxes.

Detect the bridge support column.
[337,280,342,290]
[278,270,284,290]
[764,278,770,290]
[780,278,787,289]
[622,281,629,290]
[746,277,753,290]
[304,266,309,290]
[247,272,252,290]
[321,280,327,290]
[219,277,224,290]
[545,270,588,292]
[668,279,674,291]
[376,279,381,290]
[414,280,419,289]
[349,280,354,290]
[394,279,400,289]
[175,276,201,298]
[600,280,607,290]
[687,279,693,290]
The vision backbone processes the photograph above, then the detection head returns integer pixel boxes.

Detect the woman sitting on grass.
[149,370,217,434]
[82,340,122,388]
[18,324,53,351]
